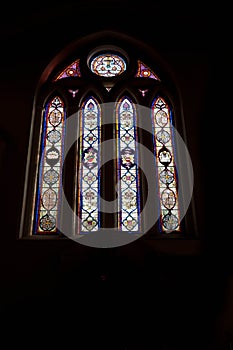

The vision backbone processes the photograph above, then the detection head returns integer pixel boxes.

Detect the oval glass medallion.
[90,53,127,77]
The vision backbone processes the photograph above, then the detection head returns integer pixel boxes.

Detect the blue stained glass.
[151,96,180,232]
[136,60,160,80]
[78,97,101,232]
[116,97,141,232]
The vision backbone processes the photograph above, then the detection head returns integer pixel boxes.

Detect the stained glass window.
[34,96,66,234]
[136,60,160,80]
[54,59,81,80]
[90,53,126,77]
[151,96,180,232]
[116,97,141,232]
[77,97,101,232]
[22,41,189,240]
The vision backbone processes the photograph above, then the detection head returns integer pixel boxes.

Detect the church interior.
[0,2,232,349]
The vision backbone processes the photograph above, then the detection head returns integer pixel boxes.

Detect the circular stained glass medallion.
[39,214,56,231]
[162,213,179,231]
[90,53,127,77]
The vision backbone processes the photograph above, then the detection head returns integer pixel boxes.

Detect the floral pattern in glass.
[77,97,101,232]
[34,96,66,233]
[151,96,180,232]
[116,97,141,232]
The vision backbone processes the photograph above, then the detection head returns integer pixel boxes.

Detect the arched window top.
[51,50,160,83]
[20,31,196,242]
[117,96,134,110]
[38,31,181,91]
[116,95,140,232]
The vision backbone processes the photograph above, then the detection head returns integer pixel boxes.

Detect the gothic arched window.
[20,32,195,241]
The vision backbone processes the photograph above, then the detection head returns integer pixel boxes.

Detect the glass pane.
[136,60,160,80]
[90,53,126,77]
[77,97,101,232]
[116,97,141,232]
[151,97,180,232]
[54,59,81,80]
[34,96,66,234]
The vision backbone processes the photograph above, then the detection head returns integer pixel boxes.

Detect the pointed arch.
[19,31,195,240]
[77,95,102,232]
[151,95,180,232]
[116,95,141,232]
[33,95,66,234]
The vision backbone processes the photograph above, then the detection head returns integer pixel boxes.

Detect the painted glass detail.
[116,97,140,231]
[54,59,81,80]
[34,96,66,234]
[90,53,126,77]
[136,60,160,80]
[77,97,101,232]
[151,96,180,232]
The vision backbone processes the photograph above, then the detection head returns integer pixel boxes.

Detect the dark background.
[0,2,232,349]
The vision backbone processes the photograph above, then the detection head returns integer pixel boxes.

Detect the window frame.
[19,31,198,241]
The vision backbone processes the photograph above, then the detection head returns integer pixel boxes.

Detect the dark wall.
[0,2,232,349]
